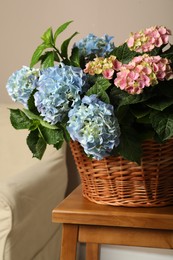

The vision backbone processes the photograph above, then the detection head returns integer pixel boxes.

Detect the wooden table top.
[52,185,173,231]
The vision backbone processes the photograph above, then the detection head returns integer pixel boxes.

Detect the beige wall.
[1,0,173,103]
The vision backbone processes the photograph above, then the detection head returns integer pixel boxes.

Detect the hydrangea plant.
[6,21,173,163]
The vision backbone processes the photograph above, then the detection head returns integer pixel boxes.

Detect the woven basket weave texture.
[70,139,173,207]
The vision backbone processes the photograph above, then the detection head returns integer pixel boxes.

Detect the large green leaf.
[117,90,152,109]
[62,126,71,143]
[27,130,47,159]
[54,140,64,150]
[146,97,173,111]
[86,77,111,93]
[39,50,60,67]
[116,105,133,124]
[23,109,58,129]
[41,51,55,68]
[96,77,111,91]
[97,90,110,104]
[130,106,151,119]
[30,43,50,67]
[41,27,54,45]
[54,20,73,42]
[70,47,80,67]
[157,79,173,98]
[86,77,111,103]
[10,109,33,129]
[27,90,39,114]
[38,125,64,145]
[111,43,137,64]
[117,127,142,164]
[150,110,173,140]
[61,32,78,59]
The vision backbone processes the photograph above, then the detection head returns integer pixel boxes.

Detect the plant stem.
[52,45,65,61]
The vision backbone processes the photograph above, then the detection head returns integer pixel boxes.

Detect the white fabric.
[0,103,68,260]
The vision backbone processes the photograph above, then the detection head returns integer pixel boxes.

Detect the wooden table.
[52,185,173,260]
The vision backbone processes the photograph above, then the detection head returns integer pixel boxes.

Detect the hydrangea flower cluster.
[34,64,86,124]
[127,26,171,53]
[67,95,120,160]
[114,54,173,94]
[84,55,122,79]
[5,21,173,162]
[73,33,115,57]
[6,66,39,107]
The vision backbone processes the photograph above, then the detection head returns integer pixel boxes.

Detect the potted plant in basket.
[6,21,173,206]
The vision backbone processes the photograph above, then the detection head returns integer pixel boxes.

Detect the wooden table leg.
[86,243,100,260]
[60,223,78,260]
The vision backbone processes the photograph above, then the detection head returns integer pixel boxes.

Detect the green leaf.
[54,20,73,43]
[86,77,111,94]
[28,120,40,131]
[23,109,41,120]
[86,85,109,103]
[62,127,71,143]
[117,90,152,109]
[27,90,40,115]
[30,43,49,67]
[41,51,55,68]
[53,50,61,62]
[70,47,80,67]
[54,140,64,150]
[146,97,173,111]
[96,77,111,91]
[158,79,173,98]
[109,87,127,107]
[130,106,151,119]
[38,125,64,145]
[27,130,47,159]
[23,109,58,130]
[61,32,78,59]
[39,50,60,66]
[116,105,132,124]
[86,77,111,103]
[41,27,54,45]
[117,127,142,164]
[98,91,110,104]
[40,120,59,129]
[10,109,33,129]
[136,115,151,124]
[111,43,137,64]
[150,111,173,140]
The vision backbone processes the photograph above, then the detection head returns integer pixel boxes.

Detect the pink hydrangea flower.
[114,54,173,95]
[102,69,114,79]
[84,55,122,79]
[127,26,171,53]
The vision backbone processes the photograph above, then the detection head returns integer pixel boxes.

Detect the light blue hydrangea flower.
[34,64,86,124]
[73,33,115,57]
[67,95,120,160]
[6,66,39,107]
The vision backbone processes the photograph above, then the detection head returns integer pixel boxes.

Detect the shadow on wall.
[65,144,80,196]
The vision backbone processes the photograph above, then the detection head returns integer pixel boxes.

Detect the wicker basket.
[70,139,173,207]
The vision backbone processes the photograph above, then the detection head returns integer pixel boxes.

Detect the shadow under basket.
[70,139,173,207]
